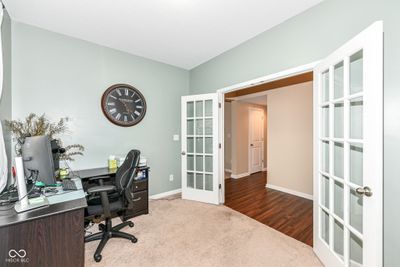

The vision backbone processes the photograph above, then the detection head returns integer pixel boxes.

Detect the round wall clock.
[101,84,147,127]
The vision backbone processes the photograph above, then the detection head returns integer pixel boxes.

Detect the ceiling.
[4,0,322,70]
[238,95,268,106]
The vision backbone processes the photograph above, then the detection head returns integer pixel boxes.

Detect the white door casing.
[181,93,220,205]
[313,21,383,267]
[249,108,264,174]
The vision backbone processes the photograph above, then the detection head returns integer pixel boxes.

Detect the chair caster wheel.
[94,254,102,262]
[131,237,138,243]
[98,224,105,231]
[128,222,134,227]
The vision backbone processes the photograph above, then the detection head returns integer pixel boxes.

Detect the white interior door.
[181,93,219,204]
[249,108,264,174]
[313,22,383,267]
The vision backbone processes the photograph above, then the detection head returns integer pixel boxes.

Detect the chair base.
[85,219,137,262]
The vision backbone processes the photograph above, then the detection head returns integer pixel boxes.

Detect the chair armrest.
[87,185,116,194]
[88,175,112,181]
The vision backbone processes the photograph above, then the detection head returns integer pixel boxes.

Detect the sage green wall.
[11,21,189,196]
[0,11,12,181]
[190,0,399,265]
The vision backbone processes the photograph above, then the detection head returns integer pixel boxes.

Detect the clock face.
[101,84,147,127]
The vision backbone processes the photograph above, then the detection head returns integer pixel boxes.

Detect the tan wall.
[224,102,232,170]
[229,101,267,176]
[267,81,313,196]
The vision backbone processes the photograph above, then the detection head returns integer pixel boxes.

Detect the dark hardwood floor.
[224,171,313,246]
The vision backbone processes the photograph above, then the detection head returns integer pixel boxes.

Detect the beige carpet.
[85,197,322,267]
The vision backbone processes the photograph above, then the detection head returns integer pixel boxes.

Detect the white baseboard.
[266,183,313,200]
[150,188,182,200]
[225,169,232,173]
[231,172,250,179]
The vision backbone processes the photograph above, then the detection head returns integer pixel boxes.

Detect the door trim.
[248,107,264,175]
[217,61,320,204]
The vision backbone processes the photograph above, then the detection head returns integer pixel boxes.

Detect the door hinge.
[218,102,222,108]
[219,184,222,189]
[219,143,222,149]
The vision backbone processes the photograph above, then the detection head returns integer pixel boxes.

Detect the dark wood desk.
[0,179,87,267]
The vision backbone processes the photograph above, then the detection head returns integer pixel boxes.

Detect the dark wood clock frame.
[101,84,147,127]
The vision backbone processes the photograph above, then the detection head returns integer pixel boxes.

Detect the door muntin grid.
[318,50,364,266]
[186,99,214,192]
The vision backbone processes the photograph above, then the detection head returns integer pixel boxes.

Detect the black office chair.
[84,150,140,262]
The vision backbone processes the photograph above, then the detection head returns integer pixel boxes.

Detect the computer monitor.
[21,135,56,185]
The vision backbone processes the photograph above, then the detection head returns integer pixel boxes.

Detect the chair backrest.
[114,150,141,193]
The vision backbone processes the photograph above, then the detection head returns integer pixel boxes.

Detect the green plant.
[5,113,84,161]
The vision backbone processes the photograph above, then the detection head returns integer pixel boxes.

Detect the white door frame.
[216,61,319,204]
[248,107,265,174]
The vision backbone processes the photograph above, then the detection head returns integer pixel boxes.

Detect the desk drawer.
[131,190,148,213]
[132,179,147,192]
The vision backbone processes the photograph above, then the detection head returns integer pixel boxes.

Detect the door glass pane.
[322,70,329,102]
[187,119,194,135]
[321,141,329,173]
[196,137,203,153]
[205,119,213,135]
[196,156,203,171]
[321,209,330,244]
[205,156,213,172]
[205,137,213,154]
[350,189,363,233]
[334,61,344,99]
[205,100,213,116]
[187,101,194,117]
[187,137,194,153]
[350,144,363,186]
[195,173,203,189]
[321,175,330,209]
[334,102,344,138]
[350,232,363,266]
[205,174,213,191]
[350,50,363,94]
[350,97,363,139]
[334,181,344,219]
[187,155,194,171]
[322,105,329,138]
[334,142,344,178]
[334,220,344,259]
[195,101,203,117]
[187,172,194,188]
[196,119,203,135]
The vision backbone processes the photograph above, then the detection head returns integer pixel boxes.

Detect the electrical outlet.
[173,134,179,141]
[169,174,174,181]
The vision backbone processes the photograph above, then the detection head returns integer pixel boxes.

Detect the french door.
[181,93,220,204]
[313,21,383,267]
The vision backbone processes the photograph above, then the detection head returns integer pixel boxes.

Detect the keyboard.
[62,179,78,191]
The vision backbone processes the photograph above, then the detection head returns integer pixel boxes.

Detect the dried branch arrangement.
[5,113,84,161]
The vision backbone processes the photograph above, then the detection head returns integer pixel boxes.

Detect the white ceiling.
[4,0,322,69]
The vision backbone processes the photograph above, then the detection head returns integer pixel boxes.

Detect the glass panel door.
[181,93,219,204]
[314,22,383,267]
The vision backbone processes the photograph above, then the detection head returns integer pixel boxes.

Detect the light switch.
[173,134,180,141]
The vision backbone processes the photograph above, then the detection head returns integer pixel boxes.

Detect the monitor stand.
[14,197,49,213]
[14,156,49,213]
